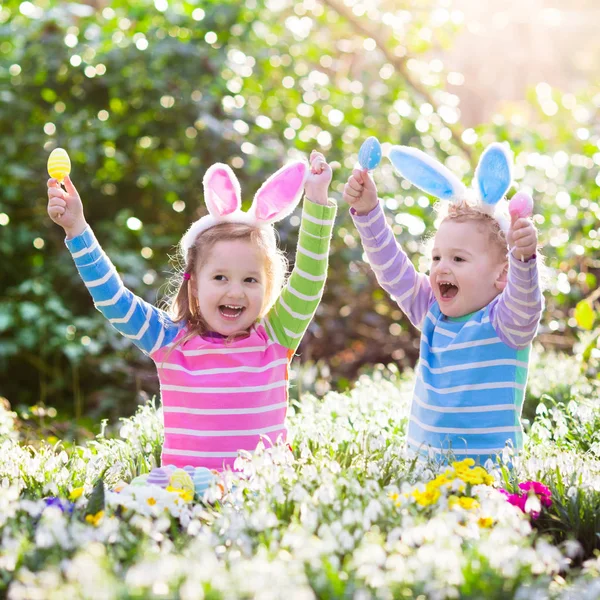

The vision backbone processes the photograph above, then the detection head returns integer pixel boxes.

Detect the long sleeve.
[490,251,544,349]
[66,227,182,355]
[263,198,336,352]
[351,201,434,331]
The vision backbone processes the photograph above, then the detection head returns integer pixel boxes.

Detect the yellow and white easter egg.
[47,147,71,182]
[169,469,195,493]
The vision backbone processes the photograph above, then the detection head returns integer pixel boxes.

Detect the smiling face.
[193,239,268,336]
[429,218,507,318]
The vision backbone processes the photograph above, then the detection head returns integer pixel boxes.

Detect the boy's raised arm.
[344,169,434,330]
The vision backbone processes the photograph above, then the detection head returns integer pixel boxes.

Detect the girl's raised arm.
[48,177,181,356]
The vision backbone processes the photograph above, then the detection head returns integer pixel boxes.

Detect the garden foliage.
[2,0,600,419]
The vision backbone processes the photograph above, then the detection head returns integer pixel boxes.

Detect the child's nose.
[438,259,451,272]
[228,282,245,297]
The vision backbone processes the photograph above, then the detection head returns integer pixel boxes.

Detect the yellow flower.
[431,473,452,488]
[388,492,402,507]
[147,497,157,506]
[457,497,479,510]
[69,487,84,501]
[166,486,194,503]
[452,458,475,469]
[412,487,441,507]
[85,511,104,527]
[478,517,494,528]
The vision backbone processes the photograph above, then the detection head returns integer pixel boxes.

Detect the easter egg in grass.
[47,148,71,182]
[508,191,533,219]
[193,467,216,496]
[169,469,195,493]
[358,137,382,171]
[130,474,149,487]
[147,467,170,488]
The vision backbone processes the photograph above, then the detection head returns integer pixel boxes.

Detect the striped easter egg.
[357,136,382,171]
[169,469,194,493]
[47,148,71,182]
[147,467,170,488]
[183,465,196,476]
[162,464,177,474]
[192,467,215,497]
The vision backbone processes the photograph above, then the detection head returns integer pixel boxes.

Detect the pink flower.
[518,481,552,508]
[499,480,552,520]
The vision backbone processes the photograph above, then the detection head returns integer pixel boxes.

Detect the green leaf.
[85,478,105,516]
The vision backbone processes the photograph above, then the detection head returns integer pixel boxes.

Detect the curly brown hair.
[166,222,288,344]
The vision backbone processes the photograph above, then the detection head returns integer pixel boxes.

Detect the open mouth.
[219,305,246,319]
[439,282,458,300]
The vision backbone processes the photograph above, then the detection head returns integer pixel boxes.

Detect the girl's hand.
[304,150,332,205]
[47,175,88,239]
[508,214,538,261]
[342,169,378,216]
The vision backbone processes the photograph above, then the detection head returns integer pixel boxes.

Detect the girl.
[343,143,543,465]
[47,151,336,471]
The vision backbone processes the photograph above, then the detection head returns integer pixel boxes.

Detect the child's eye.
[214,275,227,281]
[432,256,440,262]
[245,277,259,284]
[453,256,465,262]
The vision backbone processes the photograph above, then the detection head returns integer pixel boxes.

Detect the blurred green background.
[1,0,599,430]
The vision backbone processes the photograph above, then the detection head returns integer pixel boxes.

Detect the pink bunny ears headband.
[180,160,309,257]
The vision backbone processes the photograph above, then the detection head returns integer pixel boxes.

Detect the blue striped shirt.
[352,202,543,464]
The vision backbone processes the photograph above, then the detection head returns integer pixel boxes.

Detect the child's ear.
[495,260,508,292]
[187,274,198,299]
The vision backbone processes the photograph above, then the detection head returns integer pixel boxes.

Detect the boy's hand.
[342,169,378,216]
[47,176,88,239]
[304,150,332,205]
[508,214,537,261]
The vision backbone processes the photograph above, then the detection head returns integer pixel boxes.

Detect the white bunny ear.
[248,161,308,224]
[474,143,513,208]
[203,163,242,217]
[388,145,467,201]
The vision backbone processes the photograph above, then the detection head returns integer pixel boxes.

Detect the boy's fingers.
[344,185,361,199]
[352,168,364,185]
[47,178,60,188]
[347,177,363,192]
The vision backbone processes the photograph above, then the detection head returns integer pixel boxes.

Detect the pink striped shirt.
[66,198,336,471]
[152,325,293,470]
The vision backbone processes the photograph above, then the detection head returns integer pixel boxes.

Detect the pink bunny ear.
[250,161,308,224]
[203,163,242,217]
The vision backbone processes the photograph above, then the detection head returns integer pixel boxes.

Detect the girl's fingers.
[47,178,60,188]
[48,187,65,200]
[49,198,67,209]
[49,206,65,219]
[63,175,78,196]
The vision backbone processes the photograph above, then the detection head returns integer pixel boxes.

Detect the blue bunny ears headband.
[387,142,514,233]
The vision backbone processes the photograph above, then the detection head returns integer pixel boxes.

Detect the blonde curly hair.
[439,200,509,261]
